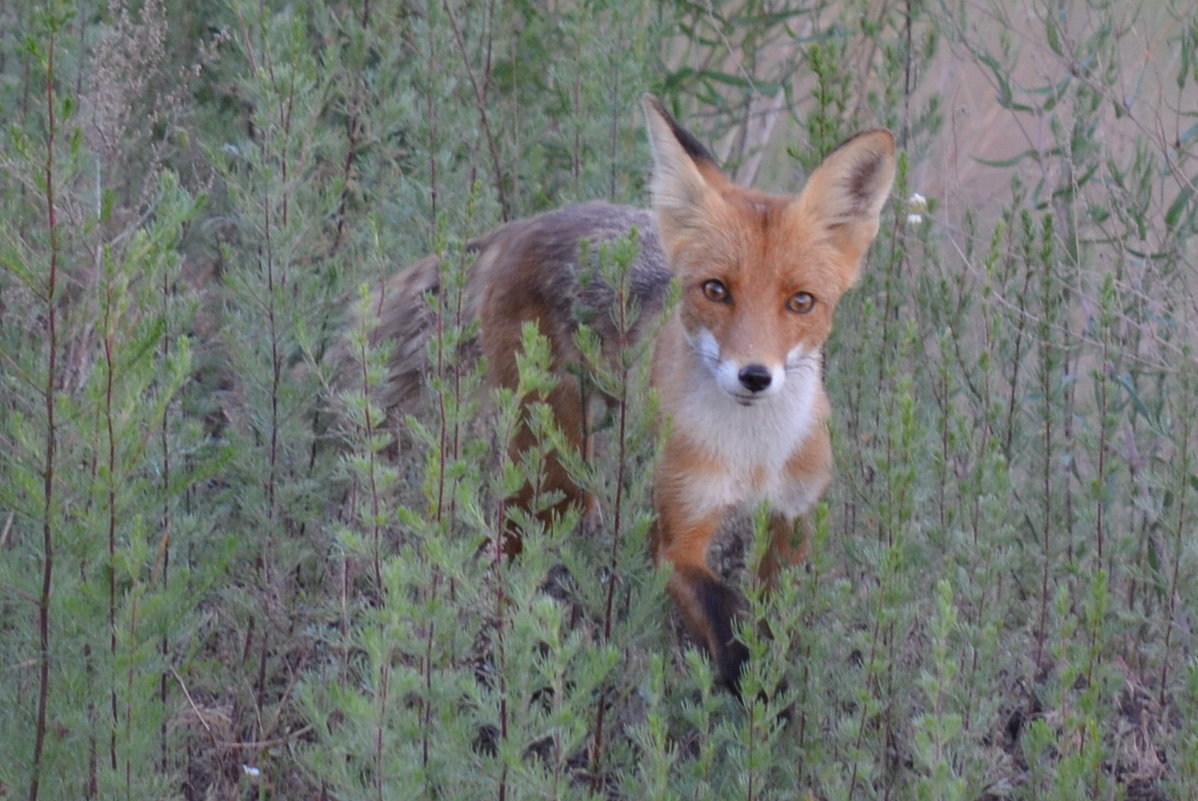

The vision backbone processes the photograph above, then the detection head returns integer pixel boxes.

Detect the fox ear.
[642,95,728,240]
[795,130,896,284]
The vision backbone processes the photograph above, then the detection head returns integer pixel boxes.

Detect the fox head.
[642,95,895,404]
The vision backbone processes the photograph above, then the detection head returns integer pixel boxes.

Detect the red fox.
[366,96,895,692]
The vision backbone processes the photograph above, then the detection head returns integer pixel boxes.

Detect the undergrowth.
[1,0,1195,799]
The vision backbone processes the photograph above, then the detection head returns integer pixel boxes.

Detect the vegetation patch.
[1,1,1195,799]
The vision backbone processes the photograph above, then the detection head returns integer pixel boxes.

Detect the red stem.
[30,25,59,801]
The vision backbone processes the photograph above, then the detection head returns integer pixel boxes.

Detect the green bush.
[1,0,1195,799]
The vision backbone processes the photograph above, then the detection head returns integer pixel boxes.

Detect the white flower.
[905,193,928,227]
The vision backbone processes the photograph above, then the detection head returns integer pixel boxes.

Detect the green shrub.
[1,1,1195,799]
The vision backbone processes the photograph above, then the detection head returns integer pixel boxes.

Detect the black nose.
[738,364,772,393]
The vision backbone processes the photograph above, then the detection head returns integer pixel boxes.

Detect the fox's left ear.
[795,130,896,286]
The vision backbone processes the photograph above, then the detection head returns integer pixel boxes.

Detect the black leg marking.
[695,574,749,696]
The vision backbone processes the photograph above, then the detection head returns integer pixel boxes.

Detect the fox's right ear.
[642,95,728,240]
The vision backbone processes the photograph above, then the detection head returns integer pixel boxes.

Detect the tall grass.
[1,0,1195,799]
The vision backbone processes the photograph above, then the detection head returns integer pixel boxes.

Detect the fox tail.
[334,223,523,424]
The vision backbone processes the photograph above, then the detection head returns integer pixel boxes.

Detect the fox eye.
[702,279,729,303]
[786,291,816,314]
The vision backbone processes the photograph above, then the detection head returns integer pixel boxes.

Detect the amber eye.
[786,291,816,314]
[702,279,729,303]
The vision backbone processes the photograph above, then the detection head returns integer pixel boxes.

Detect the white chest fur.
[668,348,827,522]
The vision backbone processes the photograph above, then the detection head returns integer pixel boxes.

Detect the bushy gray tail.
[331,222,523,428]
[369,253,452,416]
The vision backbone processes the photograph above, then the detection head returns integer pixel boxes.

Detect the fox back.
[361,202,667,422]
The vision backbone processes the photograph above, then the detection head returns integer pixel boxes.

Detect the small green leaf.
[1165,180,1196,231]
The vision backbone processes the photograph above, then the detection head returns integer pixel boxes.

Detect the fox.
[364,95,895,693]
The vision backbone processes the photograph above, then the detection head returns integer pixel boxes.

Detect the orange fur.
[365,96,895,693]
